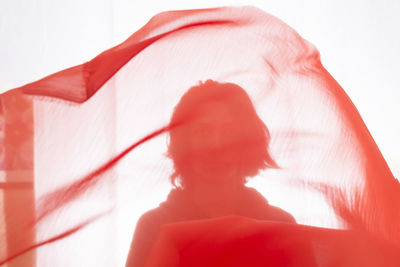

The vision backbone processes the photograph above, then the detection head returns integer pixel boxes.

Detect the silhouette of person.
[125,80,296,267]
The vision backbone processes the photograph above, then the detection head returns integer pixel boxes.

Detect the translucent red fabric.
[1,6,399,267]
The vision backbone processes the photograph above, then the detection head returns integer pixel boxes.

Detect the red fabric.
[1,6,399,267]
[145,216,399,267]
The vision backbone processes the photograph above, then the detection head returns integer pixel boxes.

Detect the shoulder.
[267,205,296,223]
[135,200,175,232]
[241,187,296,223]
[135,189,185,229]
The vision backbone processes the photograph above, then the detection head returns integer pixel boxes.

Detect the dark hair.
[167,80,278,187]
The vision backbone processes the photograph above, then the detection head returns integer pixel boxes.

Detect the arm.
[125,213,160,267]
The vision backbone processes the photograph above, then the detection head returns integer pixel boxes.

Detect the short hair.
[167,80,278,187]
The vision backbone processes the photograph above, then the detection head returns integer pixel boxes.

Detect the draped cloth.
[1,6,399,267]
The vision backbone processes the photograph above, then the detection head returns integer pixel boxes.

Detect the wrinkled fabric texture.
[0,6,399,267]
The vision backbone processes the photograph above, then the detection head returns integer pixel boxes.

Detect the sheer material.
[1,6,399,267]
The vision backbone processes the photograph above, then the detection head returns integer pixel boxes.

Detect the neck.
[184,176,243,217]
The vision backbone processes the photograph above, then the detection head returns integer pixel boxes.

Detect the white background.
[1,0,399,179]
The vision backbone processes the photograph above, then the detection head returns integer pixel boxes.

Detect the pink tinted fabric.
[1,6,399,267]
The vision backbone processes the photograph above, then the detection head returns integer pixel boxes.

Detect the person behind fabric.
[125,80,296,267]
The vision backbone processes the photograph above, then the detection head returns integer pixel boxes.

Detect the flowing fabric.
[0,6,399,267]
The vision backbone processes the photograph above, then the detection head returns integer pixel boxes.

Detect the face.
[181,101,242,184]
